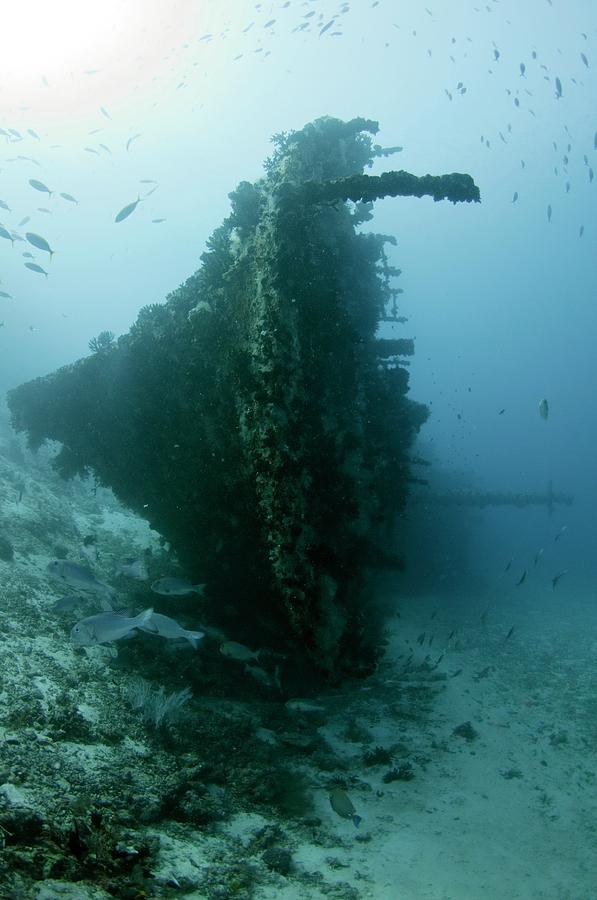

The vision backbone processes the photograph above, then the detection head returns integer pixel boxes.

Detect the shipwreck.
[8,117,480,679]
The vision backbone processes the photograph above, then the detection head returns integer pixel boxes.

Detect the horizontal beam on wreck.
[278,170,481,207]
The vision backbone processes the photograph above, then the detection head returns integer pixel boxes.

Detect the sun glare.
[0,0,128,85]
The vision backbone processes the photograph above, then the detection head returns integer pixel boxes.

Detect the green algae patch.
[7,116,479,679]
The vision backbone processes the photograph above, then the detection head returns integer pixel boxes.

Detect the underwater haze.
[0,0,596,897]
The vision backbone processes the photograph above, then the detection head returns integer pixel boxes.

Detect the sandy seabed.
[0,417,595,899]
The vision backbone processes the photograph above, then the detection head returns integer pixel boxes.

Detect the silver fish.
[115,557,149,581]
[138,611,204,649]
[60,192,78,204]
[285,699,325,714]
[539,398,549,420]
[0,226,14,244]
[220,641,260,662]
[28,178,52,196]
[71,608,154,646]
[150,577,205,597]
[25,232,54,260]
[114,196,142,223]
[0,200,11,211]
[47,559,115,603]
[24,262,47,277]
[51,594,90,614]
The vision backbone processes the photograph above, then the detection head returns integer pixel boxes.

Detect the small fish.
[547,204,552,223]
[474,666,492,682]
[115,557,149,581]
[504,625,515,642]
[594,131,597,150]
[99,143,112,154]
[534,548,544,567]
[152,218,166,224]
[493,48,500,62]
[114,196,142,223]
[515,570,527,587]
[47,559,115,602]
[0,226,14,245]
[150,577,205,597]
[51,594,89,614]
[319,18,335,36]
[126,133,141,151]
[244,663,276,687]
[220,641,260,662]
[37,208,52,214]
[24,262,48,277]
[579,225,585,238]
[554,76,562,99]
[25,232,55,260]
[71,608,153,646]
[519,62,526,77]
[0,200,11,211]
[416,632,425,645]
[18,216,30,226]
[59,192,78,204]
[0,291,12,299]
[589,169,594,183]
[580,52,589,68]
[554,525,567,542]
[498,408,505,415]
[504,558,513,572]
[539,398,549,420]
[285,699,325,714]
[511,191,518,203]
[328,787,361,827]
[28,178,52,196]
[100,106,111,119]
[139,179,157,184]
[551,570,567,590]
[84,147,100,155]
[27,128,40,140]
[22,251,34,258]
[138,611,204,649]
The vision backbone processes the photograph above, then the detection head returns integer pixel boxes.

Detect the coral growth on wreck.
[8,116,479,678]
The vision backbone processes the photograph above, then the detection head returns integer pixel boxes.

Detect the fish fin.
[137,607,155,628]
[353,815,362,828]
[188,631,205,650]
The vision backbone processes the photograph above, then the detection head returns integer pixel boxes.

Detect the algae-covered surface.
[7,117,477,681]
